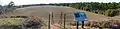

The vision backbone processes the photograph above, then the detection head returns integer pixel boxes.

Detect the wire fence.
[44,12,75,29]
[0,12,75,29]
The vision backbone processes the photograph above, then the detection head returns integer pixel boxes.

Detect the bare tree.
[8,1,15,8]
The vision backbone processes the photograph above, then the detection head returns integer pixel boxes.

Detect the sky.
[0,0,120,6]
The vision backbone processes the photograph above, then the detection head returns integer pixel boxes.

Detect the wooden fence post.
[64,13,66,29]
[48,12,51,29]
[60,12,63,24]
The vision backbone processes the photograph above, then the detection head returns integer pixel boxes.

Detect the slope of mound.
[13,5,75,16]
[85,11,109,21]
[9,5,109,21]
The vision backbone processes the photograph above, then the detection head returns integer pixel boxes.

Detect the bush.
[98,10,105,14]
[84,20,120,29]
[104,9,119,17]
[22,18,43,29]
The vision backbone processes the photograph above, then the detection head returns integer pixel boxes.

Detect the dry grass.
[0,18,25,25]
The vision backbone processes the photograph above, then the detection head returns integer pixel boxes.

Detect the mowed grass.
[0,18,25,25]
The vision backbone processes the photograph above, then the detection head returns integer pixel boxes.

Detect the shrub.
[104,9,119,17]
[22,18,43,29]
[84,20,120,29]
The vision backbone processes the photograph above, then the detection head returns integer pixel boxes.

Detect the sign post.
[81,21,84,28]
[76,21,79,29]
[74,11,88,29]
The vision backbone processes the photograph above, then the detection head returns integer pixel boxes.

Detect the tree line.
[49,2,120,17]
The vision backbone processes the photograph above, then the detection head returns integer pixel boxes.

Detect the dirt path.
[51,23,61,29]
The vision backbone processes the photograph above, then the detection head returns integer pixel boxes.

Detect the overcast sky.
[0,0,120,6]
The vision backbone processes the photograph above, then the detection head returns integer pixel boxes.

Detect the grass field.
[0,18,25,25]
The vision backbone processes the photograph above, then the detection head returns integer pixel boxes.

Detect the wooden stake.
[63,13,66,29]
